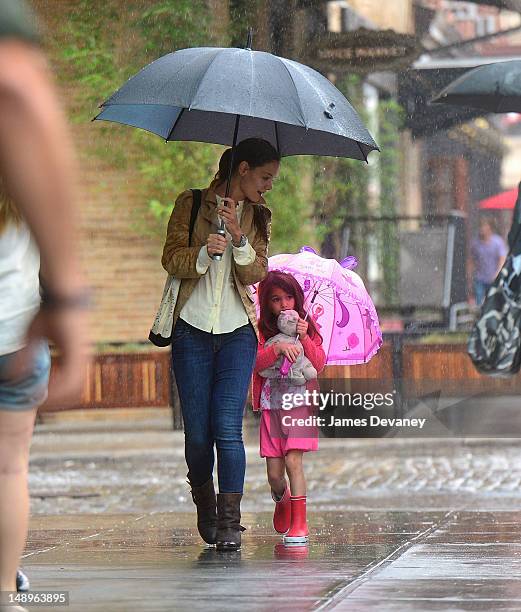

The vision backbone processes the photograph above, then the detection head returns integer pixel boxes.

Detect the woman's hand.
[217,197,241,243]
[274,342,302,363]
[296,318,309,340]
[206,233,228,257]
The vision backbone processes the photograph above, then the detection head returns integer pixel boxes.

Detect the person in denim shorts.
[0,195,51,608]
[0,2,88,608]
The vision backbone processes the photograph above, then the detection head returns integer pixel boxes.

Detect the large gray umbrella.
[93,45,378,160]
[432,59,521,113]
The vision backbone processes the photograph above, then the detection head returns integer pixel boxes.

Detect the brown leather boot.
[216,493,246,551]
[188,477,217,544]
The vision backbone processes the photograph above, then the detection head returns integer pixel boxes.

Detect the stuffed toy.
[259,309,317,385]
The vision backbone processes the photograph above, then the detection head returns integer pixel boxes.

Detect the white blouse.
[179,195,256,334]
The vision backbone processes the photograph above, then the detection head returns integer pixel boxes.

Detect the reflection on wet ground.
[24,510,521,611]
[24,419,521,610]
[24,510,444,611]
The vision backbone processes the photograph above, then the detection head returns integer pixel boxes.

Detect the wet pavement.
[21,416,521,610]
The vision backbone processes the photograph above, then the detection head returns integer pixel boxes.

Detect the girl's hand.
[217,198,241,243]
[206,233,228,257]
[274,342,301,363]
[296,318,309,340]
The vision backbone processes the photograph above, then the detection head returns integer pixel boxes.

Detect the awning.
[479,188,519,209]
[398,66,484,137]
[298,0,521,11]
[456,0,521,11]
[398,56,521,137]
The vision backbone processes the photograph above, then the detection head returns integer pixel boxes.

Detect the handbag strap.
[488,218,521,287]
[507,223,521,260]
[189,189,202,246]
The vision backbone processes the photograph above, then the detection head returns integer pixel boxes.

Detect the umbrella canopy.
[432,60,521,113]
[479,188,519,210]
[94,46,378,160]
[253,247,382,365]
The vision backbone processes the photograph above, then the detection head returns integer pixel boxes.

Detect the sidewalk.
[21,416,521,610]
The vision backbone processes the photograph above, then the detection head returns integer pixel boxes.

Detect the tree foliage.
[378,99,404,305]
[50,1,403,270]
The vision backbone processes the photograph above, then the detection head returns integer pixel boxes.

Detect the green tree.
[268,156,316,254]
[54,0,221,232]
[51,1,387,262]
[377,99,403,305]
[313,75,370,264]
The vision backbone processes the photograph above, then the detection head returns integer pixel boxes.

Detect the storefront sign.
[308,28,422,74]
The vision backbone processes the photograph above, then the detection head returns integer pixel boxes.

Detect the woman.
[0,194,50,607]
[162,138,280,550]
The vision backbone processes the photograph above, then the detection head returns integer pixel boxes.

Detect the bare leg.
[0,409,37,592]
[285,450,306,497]
[266,457,286,498]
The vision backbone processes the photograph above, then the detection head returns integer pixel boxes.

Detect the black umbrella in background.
[431,60,521,255]
[431,59,521,113]
[94,31,378,221]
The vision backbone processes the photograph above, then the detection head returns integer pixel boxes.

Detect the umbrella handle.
[211,114,240,262]
[211,226,227,262]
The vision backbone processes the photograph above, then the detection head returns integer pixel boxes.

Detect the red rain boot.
[283,496,309,545]
[272,483,291,534]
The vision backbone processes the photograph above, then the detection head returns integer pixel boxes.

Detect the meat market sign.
[308,28,422,74]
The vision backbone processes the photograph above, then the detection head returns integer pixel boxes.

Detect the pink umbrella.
[253,246,382,365]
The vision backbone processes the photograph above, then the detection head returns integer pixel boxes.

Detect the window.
[476,15,496,36]
[451,3,478,21]
[426,158,455,217]
[327,1,349,33]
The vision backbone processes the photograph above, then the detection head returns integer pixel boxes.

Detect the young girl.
[253,271,326,545]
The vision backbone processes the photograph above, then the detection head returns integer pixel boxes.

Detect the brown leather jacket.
[161,180,271,340]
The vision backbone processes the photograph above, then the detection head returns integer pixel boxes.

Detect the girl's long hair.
[0,182,21,235]
[258,271,323,344]
[215,138,280,244]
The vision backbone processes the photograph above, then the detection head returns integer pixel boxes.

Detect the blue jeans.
[0,342,50,411]
[171,318,257,493]
[474,279,491,306]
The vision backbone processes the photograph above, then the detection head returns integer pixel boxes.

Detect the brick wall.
[32,1,170,344]
[76,143,167,344]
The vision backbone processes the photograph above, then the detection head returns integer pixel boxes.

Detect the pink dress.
[253,332,326,458]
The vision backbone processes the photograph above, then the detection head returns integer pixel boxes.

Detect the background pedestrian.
[471,217,507,305]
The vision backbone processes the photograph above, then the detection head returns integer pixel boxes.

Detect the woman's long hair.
[215,138,280,244]
[258,271,322,343]
[0,182,21,235]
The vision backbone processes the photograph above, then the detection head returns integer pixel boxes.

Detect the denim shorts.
[0,342,51,411]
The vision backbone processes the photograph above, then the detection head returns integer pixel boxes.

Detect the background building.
[29,0,521,343]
